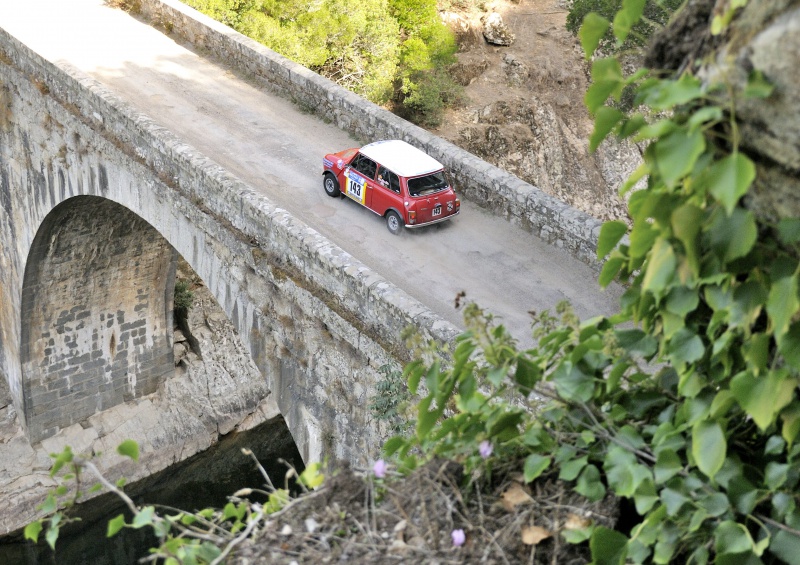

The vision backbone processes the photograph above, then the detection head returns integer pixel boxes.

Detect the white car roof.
[359,140,444,178]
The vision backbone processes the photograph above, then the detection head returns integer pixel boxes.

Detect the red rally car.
[322,140,460,234]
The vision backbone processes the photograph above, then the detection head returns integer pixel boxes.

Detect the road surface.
[0,0,623,346]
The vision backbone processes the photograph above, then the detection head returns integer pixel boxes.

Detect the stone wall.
[0,17,459,464]
[20,197,176,441]
[135,0,605,266]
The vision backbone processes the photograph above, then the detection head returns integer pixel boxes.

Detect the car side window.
[351,154,377,180]
[377,166,401,194]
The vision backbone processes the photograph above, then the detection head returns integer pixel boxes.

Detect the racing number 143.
[347,176,365,204]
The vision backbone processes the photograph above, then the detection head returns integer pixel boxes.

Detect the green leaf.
[523,454,551,483]
[24,521,42,543]
[597,221,628,259]
[708,208,758,263]
[299,462,325,489]
[643,75,704,111]
[590,106,623,151]
[715,521,754,555]
[654,449,682,484]
[782,404,800,446]
[654,128,706,188]
[612,0,645,44]
[117,440,140,462]
[514,356,541,392]
[771,530,800,564]
[559,455,588,481]
[661,487,689,516]
[778,218,800,244]
[586,58,624,112]
[744,70,774,99]
[667,328,704,367]
[107,514,126,537]
[131,506,155,529]
[599,256,625,288]
[576,464,606,501]
[579,13,610,60]
[590,526,628,564]
[687,106,723,130]
[765,462,789,491]
[692,420,726,479]
[553,362,595,403]
[767,274,800,339]
[731,369,798,431]
[707,153,756,215]
[45,524,60,550]
[642,238,677,295]
[39,494,57,515]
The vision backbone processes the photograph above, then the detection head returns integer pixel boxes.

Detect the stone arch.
[20,195,177,442]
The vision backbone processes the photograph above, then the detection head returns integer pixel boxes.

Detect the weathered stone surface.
[483,13,515,46]
[0,277,278,535]
[648,0,800,225]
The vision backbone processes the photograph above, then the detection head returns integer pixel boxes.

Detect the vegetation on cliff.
[181,0,462,125]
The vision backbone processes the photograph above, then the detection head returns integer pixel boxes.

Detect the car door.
[343,153,377,209]
[373,165,403,218]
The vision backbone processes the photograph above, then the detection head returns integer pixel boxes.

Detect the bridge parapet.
[0,24,459,462]
[136,0,605,267]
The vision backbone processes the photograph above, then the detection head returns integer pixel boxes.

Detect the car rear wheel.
[323,172,341,197]
[386,211,403,235]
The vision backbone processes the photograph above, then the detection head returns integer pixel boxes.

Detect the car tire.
[323,172,341,197]
[386,211,403,235]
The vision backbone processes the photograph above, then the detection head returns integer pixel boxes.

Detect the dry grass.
[232,458,618,564]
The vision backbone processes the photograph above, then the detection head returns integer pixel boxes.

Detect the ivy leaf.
[654,449,682,484]
[585,58,624,112]
[687,106,723,130]
[731,369,797,431]
[553,362,595,403]
[708,208,758,263]
[597,220,628,259]
[707,153,756,216]
[132,506,156,529]
[523,454,551,483]
[643,75,704,111]
[45,524,60,551]
[744,70,774,99]
[612,0,645,44]
[781,405,800,446]
[591,106,624,152]
[654,128,706,188]
[117,440,140,463]
[575,465,606,502]
[24,521,42,543]
[671,203,703,275]
[778,218,800,244]
[771,530,800,564]
[668,328,704,367]
[599,255,625,288]
[692,420,726,479]
[579,13,610,60]
[767,274,800,339]
[590,527,628,564]
[642,238,677,295]
[107,514,126,538]
[715,521,754,555]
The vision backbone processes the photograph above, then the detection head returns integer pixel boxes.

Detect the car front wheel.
[386,211,403,235]
[323,172,341,197]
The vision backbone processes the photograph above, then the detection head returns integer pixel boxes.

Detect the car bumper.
[405,210,460,229]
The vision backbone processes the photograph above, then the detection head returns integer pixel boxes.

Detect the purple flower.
[479,440,493,459]
[373,459,388,479]
[451,528,466,546]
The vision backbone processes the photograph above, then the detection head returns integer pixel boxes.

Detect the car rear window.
[407,171,448,196]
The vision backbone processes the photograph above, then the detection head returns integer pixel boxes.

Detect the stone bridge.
[0,0,613,506]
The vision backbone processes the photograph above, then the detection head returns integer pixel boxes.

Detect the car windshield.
[407,171,448,196]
